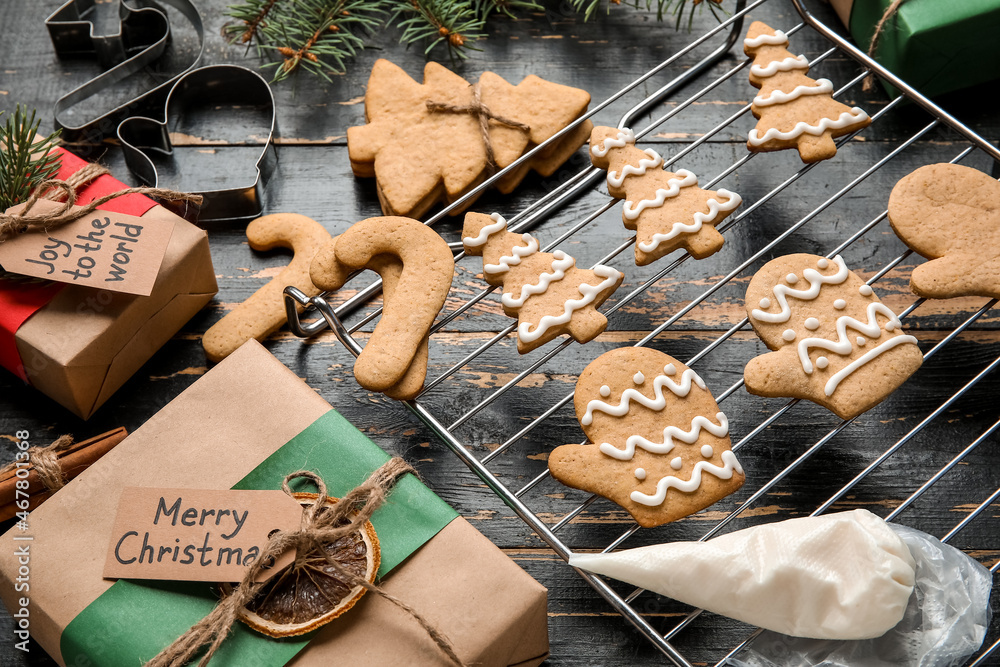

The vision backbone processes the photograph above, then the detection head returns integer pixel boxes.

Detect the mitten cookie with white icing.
[744,254,923,419]
[463,212,623,354]
[589,126,741,265]
[549,347,744,528]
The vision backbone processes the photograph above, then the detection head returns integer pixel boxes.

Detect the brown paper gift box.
[0,340,549,666]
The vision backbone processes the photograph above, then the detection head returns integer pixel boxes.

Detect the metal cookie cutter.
[117,65,278,222]
[46,0,205,144]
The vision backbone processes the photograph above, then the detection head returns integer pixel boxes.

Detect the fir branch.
[570,0,724,26]
[0,106,62,212]
[222,0,281,46]
[474,0,543,20]
[393,0,486,58]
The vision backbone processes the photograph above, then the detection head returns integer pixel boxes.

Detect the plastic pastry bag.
[569,510,916,640]
[725,523,993,667]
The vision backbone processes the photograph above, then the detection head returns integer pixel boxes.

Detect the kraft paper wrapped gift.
[0,340,549,667]
[0,147,217,419]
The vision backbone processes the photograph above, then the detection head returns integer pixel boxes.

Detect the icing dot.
[670,457,683,470]
[816,356,829,369]
[700,445,715,459]
[759,297,772,309]
[633,372,645,385]
[804,317,820,330]
[786,273,799,284]
[664,364,677,376]
[782,329,796,342]
[856,336,867,346]
[817,258,829,269]
[634,468,647,480]
[834,299,846,310]
[859,285,874,297]
[885,321,896,332]
[599,385,611,397]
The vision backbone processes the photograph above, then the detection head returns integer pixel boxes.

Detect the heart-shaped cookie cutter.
[46,0,205,144]
[117,65,278,222]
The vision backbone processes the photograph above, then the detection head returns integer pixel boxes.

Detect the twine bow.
[863,0,907,92]
[0,434,74,491]
[147,458,465,667]
[426,83,531,175]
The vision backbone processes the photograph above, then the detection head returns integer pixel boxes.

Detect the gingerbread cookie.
[347,59,593,219]
[548,347,744,528]
[888,163,1000,299]
[462,212,623,354]
[309,216,453,399]
[202,213,331,363]
[589,126,742,264]
[744,22,870,163]
[744,254,923,419]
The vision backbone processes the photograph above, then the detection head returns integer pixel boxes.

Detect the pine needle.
[0,106,62,212]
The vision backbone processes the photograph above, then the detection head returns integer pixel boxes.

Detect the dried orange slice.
[233,492,380,638]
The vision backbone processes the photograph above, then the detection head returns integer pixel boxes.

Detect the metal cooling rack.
[285,0,1000,663]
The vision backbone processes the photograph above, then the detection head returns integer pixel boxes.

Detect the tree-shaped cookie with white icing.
[589,127,742,265]
[744,22,870,163]
[462,212,623,354]
[744,254,923,419]
[549,347,744,528]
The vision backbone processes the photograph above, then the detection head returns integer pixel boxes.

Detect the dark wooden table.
[2,0,999,664]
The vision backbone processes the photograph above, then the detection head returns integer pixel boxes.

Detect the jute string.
[146,458,466,667]
[426,83,531,175]
[863,0,906,92]
[0,434,74,491]
[0,162,202,242]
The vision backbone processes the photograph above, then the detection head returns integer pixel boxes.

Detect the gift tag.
[103,488,304,583]
[0,200,173,296]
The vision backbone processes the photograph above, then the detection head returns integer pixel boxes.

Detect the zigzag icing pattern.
[751,255,849,324]
[753,79,834,107]
[750,54,810,78]
[608,148,663,188]
[581,366,707,426]
[517,264,621,343]
[463,212,508,248]
[743,30,788,48]
[632,451,743,506]
[635,189,742,253]
[822,335,918,396]
[622,170,698,220]
[501,250,575,308]
[797,302,903,373]
[484,234,539,275]
[599,412,729,461]
[591,128,636,158]
[748,108,869,146]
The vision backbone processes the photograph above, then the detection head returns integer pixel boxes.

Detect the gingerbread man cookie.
[888,163,1000,299]
[744,254,923,419]
[462,212,623,354]
[589,126,742,265]
[549,347,744,528]
[744,22,870,163]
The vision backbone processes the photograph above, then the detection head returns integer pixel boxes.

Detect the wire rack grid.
[285,0,1000,664]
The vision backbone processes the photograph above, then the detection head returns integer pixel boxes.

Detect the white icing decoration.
[786,273,799,284]
[886,321,896,331]
[598,412,728,461]
[608,148,663,188]
[797,302,904,374]
[753,79,834,108]
[583,368,708,426]
[823,335,919,396]
[701,445,715,458]
[750,54,810,78]
[817,258,829,269]
[816,356,829,369]
[484,234,539,275]
[633,372,645,384]
[634,189,742,253]
[748,108,870,146]
[805,317,820,330]
[591,128,636,158]
[600,385,611,397]
[834,299,846,310]
[463,212,507,248]
[664,364,677,376]
[859,284,874,296]
[517,265,621,344]
[751,255,849,324]
[632,451,743,506]
[782,329,796,342]
[634,468,647,480]
[743,30,788,48]
[857,336,867,346]
[670,457,683,470]
[759,297,771,309]
[500,250,574,308]
[622,169,698,220]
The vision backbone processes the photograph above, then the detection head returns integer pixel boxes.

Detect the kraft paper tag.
[104,488,304,583]
[0,200,174,296]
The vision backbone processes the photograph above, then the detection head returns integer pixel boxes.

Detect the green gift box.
[831,0,1000,98]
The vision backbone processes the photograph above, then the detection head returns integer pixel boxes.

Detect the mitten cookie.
[744,254,923,419]
[348,59,593,219]
[589,127,741,265]
[744,22,870,163]
[462,212,623,353]
[888,163,1000,299]
[549,347,744,528]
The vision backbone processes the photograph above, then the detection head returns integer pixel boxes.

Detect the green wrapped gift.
[831,0,1000,98]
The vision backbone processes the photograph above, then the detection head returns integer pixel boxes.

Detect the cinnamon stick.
[0,427,128,521]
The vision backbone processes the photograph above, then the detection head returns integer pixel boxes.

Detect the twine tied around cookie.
[426,83,531,175]
[146,458,466,667]
[0,434,74,491]
[862,0,907,92]
[0,162,202,242]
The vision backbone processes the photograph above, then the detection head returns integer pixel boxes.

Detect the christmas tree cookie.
[744,22,870,163]
[549,347,744,528]
[744,254,923,419]
[462,212,623,353]
[348,59,593,219]
[589,126,742,264]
